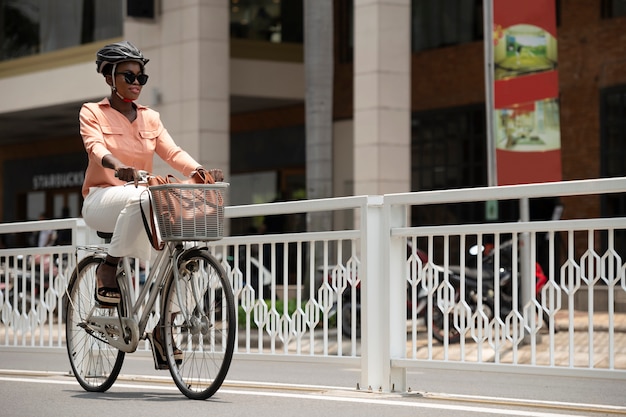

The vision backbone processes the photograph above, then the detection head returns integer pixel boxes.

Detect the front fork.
[172,247,208,330]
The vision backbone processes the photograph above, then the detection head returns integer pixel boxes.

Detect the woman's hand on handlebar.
[103,155,147,186]
[115,167,149,187]
[116,166,140,186]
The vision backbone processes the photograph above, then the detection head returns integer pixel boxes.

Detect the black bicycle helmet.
[96,41,149,74]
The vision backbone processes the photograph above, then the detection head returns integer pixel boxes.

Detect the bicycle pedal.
[150,351,169,370]
[147,333,170,371]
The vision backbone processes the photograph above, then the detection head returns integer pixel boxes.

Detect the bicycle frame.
[78,242,197,353]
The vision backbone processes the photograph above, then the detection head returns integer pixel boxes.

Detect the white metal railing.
[1,179,625,392]
[0,219,101,347]
[210,195,372,362]
[382,178,626,391]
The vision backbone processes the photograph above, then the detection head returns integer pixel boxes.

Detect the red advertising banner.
[492,0,562,185]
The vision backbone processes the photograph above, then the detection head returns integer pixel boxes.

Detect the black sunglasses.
[115,72,149,85]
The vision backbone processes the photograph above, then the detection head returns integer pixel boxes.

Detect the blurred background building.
[0,0,625,244]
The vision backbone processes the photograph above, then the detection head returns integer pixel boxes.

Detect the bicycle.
[64,175,235,400]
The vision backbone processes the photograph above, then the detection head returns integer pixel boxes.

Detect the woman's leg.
[82,185,153,303]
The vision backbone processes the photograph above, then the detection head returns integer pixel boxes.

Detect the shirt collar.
[97,97,148,110]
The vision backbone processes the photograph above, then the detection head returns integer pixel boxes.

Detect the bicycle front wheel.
[162,248,236,400]
[65,256,125,392]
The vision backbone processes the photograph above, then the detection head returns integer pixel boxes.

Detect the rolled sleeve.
[145,109,200,176]
[155,128,200,177]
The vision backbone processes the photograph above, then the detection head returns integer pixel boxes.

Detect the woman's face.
[108,61,146,101]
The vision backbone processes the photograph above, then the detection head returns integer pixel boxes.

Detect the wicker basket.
[149,183,228,241]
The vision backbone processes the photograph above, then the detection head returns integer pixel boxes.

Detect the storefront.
[2,151,85,223]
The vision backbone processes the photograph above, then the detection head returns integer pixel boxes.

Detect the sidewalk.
[406,311,626,369]
[554,309,626,332]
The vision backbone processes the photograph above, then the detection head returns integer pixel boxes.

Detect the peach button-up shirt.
[80,98,200,197]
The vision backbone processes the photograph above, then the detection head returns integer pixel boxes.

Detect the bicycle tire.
[65,255,125,392]
[161,248,236,400]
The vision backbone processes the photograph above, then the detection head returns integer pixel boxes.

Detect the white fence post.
[360,195,389,391]
[387,202,408,392]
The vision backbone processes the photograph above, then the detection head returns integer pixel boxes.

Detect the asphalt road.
[0,349,624,417]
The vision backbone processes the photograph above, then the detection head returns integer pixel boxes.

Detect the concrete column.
[353,0,411,196]
[305,0,334,235]
[195,2,230,179]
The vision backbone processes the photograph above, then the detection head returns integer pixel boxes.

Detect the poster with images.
[492,0,562,185]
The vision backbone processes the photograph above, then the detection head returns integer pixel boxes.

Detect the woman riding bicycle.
[79,41,223,355]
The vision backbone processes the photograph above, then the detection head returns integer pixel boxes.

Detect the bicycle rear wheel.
[162,248,236,400]
[65,256,125,392]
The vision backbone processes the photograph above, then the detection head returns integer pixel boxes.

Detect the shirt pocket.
[138,129,159,152]
[100,125,126,154]
[101,125,125,151]
[101,124,124,136]
[138,129,160,140]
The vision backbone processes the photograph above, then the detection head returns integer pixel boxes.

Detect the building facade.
[1,0,625,245]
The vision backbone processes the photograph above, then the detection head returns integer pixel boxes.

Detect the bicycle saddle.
[97,231,113,242]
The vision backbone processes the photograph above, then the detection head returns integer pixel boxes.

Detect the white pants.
[82,185,154,261]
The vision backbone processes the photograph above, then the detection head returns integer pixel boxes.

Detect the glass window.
[601,0,626,18]
[412,105,487,192]
[230,0,303,44]
[411,0,483,53]
[0,0,122,62]
[337,0,484,63]
[411,105,487,226]
[601,85,626,179]
[337,0,353,63]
